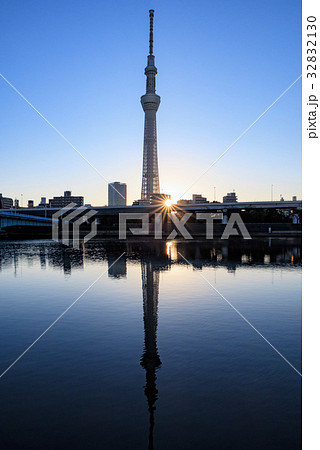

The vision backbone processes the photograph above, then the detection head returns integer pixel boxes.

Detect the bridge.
[176,200,302,211]
[0,211,53,231]
[81,200,303,216]
[1,200,302,216]
[0,200,301,239]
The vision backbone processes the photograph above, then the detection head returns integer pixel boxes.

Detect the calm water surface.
[0,239,301,449]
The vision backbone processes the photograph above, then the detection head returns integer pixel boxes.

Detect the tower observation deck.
[140,9,161,201]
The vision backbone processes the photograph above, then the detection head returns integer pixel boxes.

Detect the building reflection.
[57,246,84,275]
[140,260,164,450]
[39,247,46,269]
[133,238,302,447]
[0,238,302,275]
[0,238,302,447]
[108,255,127,279]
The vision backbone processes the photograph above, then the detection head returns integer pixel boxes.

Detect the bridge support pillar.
[292,214,299,224]
[221,244,228,258]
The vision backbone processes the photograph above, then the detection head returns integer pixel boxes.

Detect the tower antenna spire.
[149,9,154,55]
[140,9,161,201]
[141,9,160,202]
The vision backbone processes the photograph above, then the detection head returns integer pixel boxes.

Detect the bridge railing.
[0,211,55,223]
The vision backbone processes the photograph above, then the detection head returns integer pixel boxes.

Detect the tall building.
[49,191,84,208]
[140,10,161,201]
[0,193,13,209]
[108,182,127,207]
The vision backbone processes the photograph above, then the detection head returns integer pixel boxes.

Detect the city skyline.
[0,0,301,205]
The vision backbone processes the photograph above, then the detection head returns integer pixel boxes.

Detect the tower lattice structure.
[140,9,161,201]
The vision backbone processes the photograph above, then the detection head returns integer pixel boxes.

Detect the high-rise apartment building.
[108,182,127,207]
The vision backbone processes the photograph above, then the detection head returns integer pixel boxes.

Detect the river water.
[0,239,301,449]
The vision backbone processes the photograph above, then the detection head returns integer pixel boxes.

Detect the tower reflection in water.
[140,260,162,450]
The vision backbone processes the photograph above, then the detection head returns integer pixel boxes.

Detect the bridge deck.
[0,200,302,218]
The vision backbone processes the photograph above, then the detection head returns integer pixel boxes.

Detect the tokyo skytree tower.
[140,9,161,201]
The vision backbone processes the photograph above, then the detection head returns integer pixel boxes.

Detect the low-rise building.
[0,193,13,209]
[49,191,84,208]
[223,192,238,203]
[38,197,48,208]
[150,193,171,205]
[132,193,171,206]
[132,199,150,205]
[177,195,209,205]
[177,199,192,205]
[192,194,209,204]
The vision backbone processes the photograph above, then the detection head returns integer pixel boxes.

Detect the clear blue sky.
[0,0,301,205]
